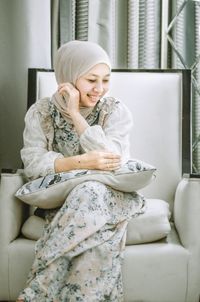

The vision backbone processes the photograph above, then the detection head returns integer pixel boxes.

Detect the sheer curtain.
[51,0,161,68]
[51,0,200,173]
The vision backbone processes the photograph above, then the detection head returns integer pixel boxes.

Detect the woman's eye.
[87,78,109,84]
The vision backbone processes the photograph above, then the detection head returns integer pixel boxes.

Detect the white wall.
[0,0,51,171]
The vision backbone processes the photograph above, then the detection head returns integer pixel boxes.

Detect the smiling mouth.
[87,95,101,101]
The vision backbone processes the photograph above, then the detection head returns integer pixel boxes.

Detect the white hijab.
[52,40,111,121]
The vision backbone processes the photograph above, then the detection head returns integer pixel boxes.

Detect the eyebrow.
[87,73,111,77]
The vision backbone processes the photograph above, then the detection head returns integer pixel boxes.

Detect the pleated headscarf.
[52,40,111,121]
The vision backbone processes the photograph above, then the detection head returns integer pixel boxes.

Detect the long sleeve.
[21,104,64,180]
[80,100,133,163]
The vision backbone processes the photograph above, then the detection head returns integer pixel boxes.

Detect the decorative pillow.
[21,199,171,244]
[126,198,171,244]
[21,215,45,240]
[15,159,156,209]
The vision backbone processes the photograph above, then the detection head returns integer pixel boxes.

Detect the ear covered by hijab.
[51,40,111,122]
[54,40,111,85]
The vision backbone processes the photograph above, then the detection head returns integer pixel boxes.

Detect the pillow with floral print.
[15,159,156,209]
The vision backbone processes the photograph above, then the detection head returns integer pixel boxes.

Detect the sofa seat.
[123,226,189,302]
[8,238,35,300]
[7,224,188,302]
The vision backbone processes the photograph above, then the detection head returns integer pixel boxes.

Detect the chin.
[88,102,98,107]
[80,102,95,108]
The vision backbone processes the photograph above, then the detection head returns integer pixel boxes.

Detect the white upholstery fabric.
[123,226,189,302]
[0,172,25,299]
[36,71,57,101]
[174,176,200,302]
[9,238,36,301]
[0,172,25,244]
[126,198,171,244]
[174,177,200,248]
[21,215,45,240]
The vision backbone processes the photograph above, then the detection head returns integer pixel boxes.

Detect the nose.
[94,81,104,93]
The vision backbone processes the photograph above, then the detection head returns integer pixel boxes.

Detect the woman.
[17,40,145,302]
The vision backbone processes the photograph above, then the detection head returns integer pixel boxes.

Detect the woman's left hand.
[58,82,80,115]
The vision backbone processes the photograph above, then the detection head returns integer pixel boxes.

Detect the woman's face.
[75,63,110,107]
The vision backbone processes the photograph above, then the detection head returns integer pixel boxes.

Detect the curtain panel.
[51,0,200,174]
[51,0,161,68]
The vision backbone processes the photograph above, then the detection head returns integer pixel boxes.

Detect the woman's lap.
[18,181,145,301]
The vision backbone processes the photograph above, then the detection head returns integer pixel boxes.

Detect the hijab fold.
[52,91,95,122]
[52,40,111,122]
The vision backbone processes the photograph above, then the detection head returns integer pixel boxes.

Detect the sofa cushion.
[21,215,45,240]
[126,198,171,244]
[15,159,156,209]
[21,198,170,244]
[123,225,188,302]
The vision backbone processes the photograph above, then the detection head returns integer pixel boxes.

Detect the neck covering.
[52,40,111,122]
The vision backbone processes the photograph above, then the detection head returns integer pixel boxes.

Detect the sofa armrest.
[174,175,200,250]
[0,172,26,246]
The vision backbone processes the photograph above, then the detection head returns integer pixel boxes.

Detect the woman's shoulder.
[99,96,120,112]
[101,96,120,105]
[25,97,53,131]
[35,97,51,117]
[26,97,51,118]
[100,96,130,115]
[97,96,132,126]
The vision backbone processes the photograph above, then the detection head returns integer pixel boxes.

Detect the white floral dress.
[18,97,145,302]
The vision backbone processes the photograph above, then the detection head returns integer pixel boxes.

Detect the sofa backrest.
[28,69,191,208]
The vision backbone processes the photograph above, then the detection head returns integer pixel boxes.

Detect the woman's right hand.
[80,150,121,171]
[58,82,80,116]
[55,151,121,173]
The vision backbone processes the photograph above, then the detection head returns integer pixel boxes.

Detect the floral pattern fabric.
[18,99,146,301]
[48,97,119,156]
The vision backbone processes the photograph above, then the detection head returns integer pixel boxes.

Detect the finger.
[58,83,73,92]
[58,83,66,89]
[58,86,70,94]
[104,158,121,166]
[104,160,121,170]
[103,152,121,159]
[58,90,68,98]
[58,84,67,92]
[111,158,121,164]
[106,163,121,171]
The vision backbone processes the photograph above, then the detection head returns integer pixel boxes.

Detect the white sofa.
[0,69,200,302]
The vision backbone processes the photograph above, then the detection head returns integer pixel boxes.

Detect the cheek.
[76,83,91,94]
[103,84,110,93]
